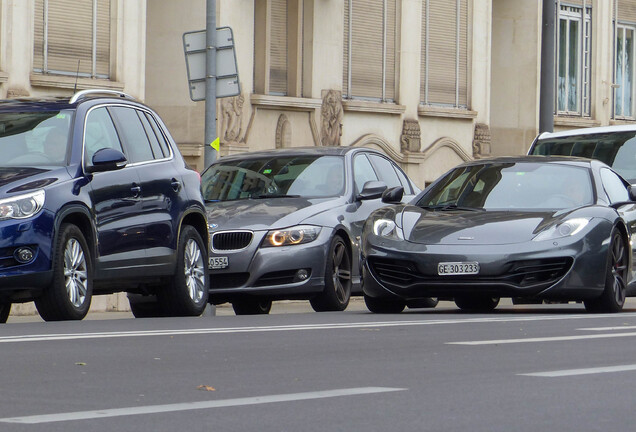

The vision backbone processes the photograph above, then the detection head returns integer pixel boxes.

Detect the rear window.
[531,131,636,182]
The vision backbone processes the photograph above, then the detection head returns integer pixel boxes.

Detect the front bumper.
[361,231,608,302]
[207,228,331,302]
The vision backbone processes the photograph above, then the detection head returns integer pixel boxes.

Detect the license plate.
[437,262,479,276]
[209,256,229,270]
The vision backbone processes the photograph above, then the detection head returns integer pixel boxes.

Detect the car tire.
[0,303,11,323]
[406,298,439,309]
[584,229,627,313]
[128,294,165,318]
[158,225,209,317]
[310,235,352,312]
[232,298,272,315]
[35,224,92,321]
[455,296,499,312]
[364,294,406,313]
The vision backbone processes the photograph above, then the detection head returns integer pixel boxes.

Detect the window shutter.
[95,0,111,78]
[269,0,288,95]
[423,0,467,106]
[343,3,350,96]
[34,1,44,72]
[618,0,636,24]
[385,1,396,101]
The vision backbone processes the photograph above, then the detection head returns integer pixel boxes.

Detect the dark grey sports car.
[361,156,636,313]
[202,146,419,315]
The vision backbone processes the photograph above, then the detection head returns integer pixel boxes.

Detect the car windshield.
[531,131,636,182]
[417,162,594,210]
[202,155,345,201]
[0,110,73,167]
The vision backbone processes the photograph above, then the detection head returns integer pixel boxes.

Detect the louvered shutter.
[618,0,636,23]
[269,0,288,95]
[33,0,110,78]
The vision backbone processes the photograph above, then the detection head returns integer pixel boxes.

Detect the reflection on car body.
[362,156,636,313]
[202,146,420,315]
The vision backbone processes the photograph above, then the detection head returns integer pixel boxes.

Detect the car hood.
[0,166,67,195]
[399,206,576,245]
[205,197,343,231]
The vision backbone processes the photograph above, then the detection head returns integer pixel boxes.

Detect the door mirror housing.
[357,181,387,201]
[86,148,128,173]
[382,186,404,204]
[629,185,636,202]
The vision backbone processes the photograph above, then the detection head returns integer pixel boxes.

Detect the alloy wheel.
[610,233,628,306]
[331,241,351,303]
[64,238,88,308]
[184,238,206,303]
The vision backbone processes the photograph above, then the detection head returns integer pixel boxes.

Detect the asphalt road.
[3,299,636,431]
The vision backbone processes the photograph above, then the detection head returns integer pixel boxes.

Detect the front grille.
[212,231,253,251]
[368,257,573,291]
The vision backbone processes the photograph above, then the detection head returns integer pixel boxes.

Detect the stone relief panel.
[220,94,245,143]
[472,123,492,159]
[400,119,421,152]
[320,90,343,146]
[275,114,291,148]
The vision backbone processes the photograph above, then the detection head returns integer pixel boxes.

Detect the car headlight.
[533,217,591,242]
[0,190,45,221]
[372,218,403,240]
[263,225,322,247]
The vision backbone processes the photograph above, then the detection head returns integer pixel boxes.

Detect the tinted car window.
[531,132,636,182]
[601,168,630,203]
[138,111,165,159]
[353,154,379,194]
[419,163,594,210]
[84,107,123,165]
[369,154,402,189]
[109,106,155,163]
[144,112,171,157]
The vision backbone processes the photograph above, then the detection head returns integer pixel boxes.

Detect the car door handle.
[171,178,181,192]
[131,184,141,198]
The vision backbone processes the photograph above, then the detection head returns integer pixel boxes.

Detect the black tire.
[310,235,352,312]
[232,298,272,315]
[158,225,209,317]
[35,224,93,321]
[0,303,10,323]
[127,294,165,318]
[455,296,499,312]
[407,298,439,309]
[584,230,628,313]
[364,294,406,313]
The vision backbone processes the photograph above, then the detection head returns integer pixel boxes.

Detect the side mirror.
[357,180,387,201]
[629,185,636,201]
[382,186,404,204]
[86,148,127,173]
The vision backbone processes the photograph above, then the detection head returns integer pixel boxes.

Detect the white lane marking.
[578,326,636,331]
[3,313,636,344]
[447,332,636,345]
[519,364,636,377]
[0,387,406,424]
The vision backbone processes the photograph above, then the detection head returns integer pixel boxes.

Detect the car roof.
[537,124,636,140]
[214,146,376,162]
[457,155,597,168]
[0,90,140,113]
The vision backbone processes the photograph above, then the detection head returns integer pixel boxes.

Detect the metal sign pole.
[204,0,217,167]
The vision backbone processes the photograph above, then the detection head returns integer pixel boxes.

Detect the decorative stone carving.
[320,90,343,147]
[220,94,245,143]
[472,123,492,159]
[275,114,291,148]
[400,119,421,152]
[6,88,29,99]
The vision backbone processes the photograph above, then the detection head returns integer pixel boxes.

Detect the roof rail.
[70,89,136,104]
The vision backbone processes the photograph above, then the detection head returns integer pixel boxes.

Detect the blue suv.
[0,89,209,322]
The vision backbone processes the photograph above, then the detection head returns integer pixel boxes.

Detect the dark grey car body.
[203,146,419,309]
[362,157,636,312]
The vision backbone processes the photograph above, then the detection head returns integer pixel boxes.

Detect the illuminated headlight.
[372,218,403,239]
[263,225,321,247]
[533,218,591,242]
[0,190,45,221]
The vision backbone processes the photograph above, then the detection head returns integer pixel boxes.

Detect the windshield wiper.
[251,194,301,199]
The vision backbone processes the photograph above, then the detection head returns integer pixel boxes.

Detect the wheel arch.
[180,208,209,249]
[53,204,95,261]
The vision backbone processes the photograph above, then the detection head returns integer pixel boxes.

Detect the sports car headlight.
[263,225,322,247]
[372,218,403,239]
[0,190,45,221]
[533,217,591,242]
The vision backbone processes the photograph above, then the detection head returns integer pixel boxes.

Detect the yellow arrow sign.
[210,137,220,152]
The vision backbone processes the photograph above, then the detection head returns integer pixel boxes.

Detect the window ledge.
[418,105,477,119]
[30,73,124,91]
[250,94,322,111]
[553,115,601,128]
[342,99,405,114]
[610,118,636,125]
